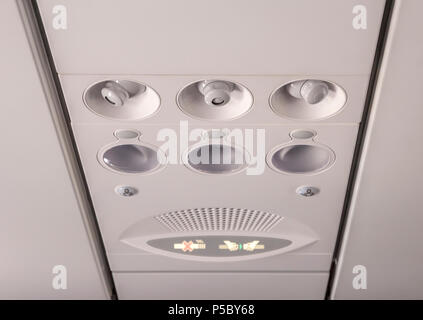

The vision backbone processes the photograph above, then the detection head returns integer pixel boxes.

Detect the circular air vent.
[177,80,253,121]
[267,143,335,175]
[99,143,166,174]
[269,79,347,120]
[184,143,249,175]
[83,80,160,120]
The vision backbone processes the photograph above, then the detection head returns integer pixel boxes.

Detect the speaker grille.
[155,208,282,232]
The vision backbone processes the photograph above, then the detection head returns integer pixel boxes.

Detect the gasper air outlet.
[119,208,319,262]
[270,79,347,120]
[177,80,253,121]
[83,80,160,120]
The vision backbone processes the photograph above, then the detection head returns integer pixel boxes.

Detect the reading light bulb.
[199,81,234,107]
[287,80,329,105]
[101,81,130,107]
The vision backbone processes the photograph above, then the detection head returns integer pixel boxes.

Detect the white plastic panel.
[70,123,358,272]
[332,0,423,299]
[0,0,110,299]
[114,272,329,300]
[37,0,385,75]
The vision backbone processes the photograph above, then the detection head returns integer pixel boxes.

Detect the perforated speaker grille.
[155,208,283,233]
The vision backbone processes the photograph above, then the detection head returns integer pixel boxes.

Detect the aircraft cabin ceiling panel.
[37,0,385,75]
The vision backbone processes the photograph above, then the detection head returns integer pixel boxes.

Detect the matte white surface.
[0,0,109,299]
[36,0,385,75]
[114,272,329,300]
[332,0,423,299]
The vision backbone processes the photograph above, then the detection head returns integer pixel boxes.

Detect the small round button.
[296,186,320,197]
[115,186,138,197]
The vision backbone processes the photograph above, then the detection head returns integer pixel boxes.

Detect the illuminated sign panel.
[219,240,265,252]
[173,240,206,252]
[147,236,291,257]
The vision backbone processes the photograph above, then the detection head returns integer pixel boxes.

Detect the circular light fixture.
[184,143,250,175]
[99,143,166,174]
[267,143,335,175]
